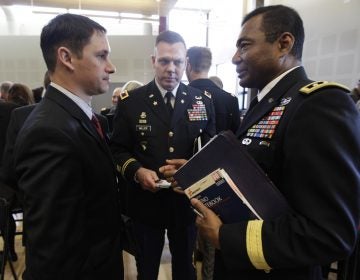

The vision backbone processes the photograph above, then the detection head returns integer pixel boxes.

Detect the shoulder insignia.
[120,90,129,100]
[299,81,350,95]
[204,90,212,99]
[100,107,107,111]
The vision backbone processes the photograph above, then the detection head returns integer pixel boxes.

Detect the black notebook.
[174,130,290,221]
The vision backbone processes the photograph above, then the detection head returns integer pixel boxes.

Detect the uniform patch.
[300,81,350,94]
[120,90,129,100]
[136,125,151,132]
[246,105,286,139]
[204,90,212,99]
[187,103,208,121]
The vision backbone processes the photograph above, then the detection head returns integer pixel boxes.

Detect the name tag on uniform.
[136,125,151,132]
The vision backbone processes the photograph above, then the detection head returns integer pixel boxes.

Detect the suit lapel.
[45,87,112,158]
[237,67,309,136]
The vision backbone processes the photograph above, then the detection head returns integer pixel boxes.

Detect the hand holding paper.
[159,159,187,193]
[191,198,222,249]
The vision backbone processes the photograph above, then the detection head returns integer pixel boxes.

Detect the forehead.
[112,89,121,96]
[155,42,186,59]
[238,14,264,42]
[84,31,110,51]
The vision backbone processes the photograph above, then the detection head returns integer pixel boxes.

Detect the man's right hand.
[159,159,187,193]
[135,167,159,193]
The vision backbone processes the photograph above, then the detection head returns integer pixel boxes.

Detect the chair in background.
[0,182,20,280]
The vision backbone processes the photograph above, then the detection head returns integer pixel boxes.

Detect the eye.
[97,52,108,60]
[239,42,250,52]
[174,60,184,67]
[158,58,170,65]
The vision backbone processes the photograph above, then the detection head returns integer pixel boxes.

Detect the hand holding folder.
[173,130,290,222]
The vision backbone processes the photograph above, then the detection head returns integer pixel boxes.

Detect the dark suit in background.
[0,101,20,262]
[0,102,19,165]
[1,105,35,187]
[189,78,240,134]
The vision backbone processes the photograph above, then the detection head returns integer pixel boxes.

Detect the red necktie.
[91,114,104,139]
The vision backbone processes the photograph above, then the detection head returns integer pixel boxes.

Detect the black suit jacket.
[110,80,216,226]
[189,79,240,134]
[14,86,123,280]
[218,67,360,279]
[0,102,19,166]
[0,104,36,188]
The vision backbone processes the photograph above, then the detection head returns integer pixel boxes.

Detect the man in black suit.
[13,13,123,280]
[190,5,360,280]
[186,46,240,134]
[0,102,18,164]
[0,101,19,262]
[110,30,216,280]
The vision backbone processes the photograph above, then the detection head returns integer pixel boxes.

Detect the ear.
[278,32,295,56]
[186,58,191,72]
[58,47,75,71]
[151,54,156,67]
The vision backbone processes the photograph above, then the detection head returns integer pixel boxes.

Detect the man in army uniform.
[186,46,240,134]
[110,30,215,280]
[187,5,360,280]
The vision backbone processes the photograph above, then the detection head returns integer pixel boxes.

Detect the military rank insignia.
[120,90,129,100]
[246,97,291,139]
[187,101,208,121]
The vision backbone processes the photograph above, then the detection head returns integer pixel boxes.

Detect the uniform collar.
[154,78,180,99]
[257,66,301,102]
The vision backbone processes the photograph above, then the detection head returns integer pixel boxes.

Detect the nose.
[166,61,176,73]
[107,59,116,74]
[232,49,241,65]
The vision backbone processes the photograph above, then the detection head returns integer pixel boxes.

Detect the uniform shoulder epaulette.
[299,81,350,95]
[119,90,129,100]
[100,107,107,112]
[203,90,212,99]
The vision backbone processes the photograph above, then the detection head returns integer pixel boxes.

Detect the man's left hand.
[191,198,222,249]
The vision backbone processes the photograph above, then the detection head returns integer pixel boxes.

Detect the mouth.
[164,76,177,81]
[236,68,247,79]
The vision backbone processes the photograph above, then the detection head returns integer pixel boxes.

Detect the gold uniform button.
[169,131,174,137]
[169,147,174,153]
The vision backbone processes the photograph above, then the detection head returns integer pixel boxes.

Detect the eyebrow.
[236,37,252,47]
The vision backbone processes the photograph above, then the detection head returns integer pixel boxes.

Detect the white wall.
[266,0,360,88]
[0,35,155,112]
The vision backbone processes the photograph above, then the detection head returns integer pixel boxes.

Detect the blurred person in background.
[0,81,13,101]
[7,83,34,106]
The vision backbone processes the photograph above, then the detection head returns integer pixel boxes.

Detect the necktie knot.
[165,92,173,116]
[91,114,104,139]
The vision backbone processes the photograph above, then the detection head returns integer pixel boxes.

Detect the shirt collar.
[50,82,93,119]
[257,66,300,102]
[154,79,179,99]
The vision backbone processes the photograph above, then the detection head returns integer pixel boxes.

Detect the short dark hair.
[187,47,212,73]
[8,83,34,106]
[40,13,106,72]
[155,30,186,48]
[242,5,304,60]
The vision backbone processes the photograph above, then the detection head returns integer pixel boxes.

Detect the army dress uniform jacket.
[217,67,360,279]
[189,78,240,134]
[110,80,216,227]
